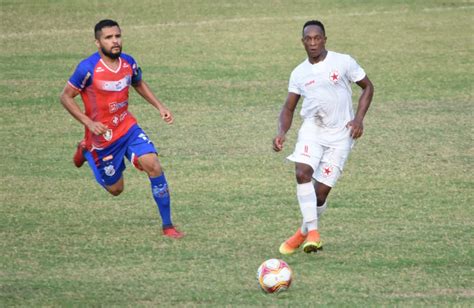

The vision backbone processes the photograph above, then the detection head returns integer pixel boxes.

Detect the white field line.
[1,5,473,40]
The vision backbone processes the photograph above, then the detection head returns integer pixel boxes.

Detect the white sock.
[304,220,318,232]
[303,202,327,233]
[301,220,308,235]
[317,202,328,218]
[297,182,318,234]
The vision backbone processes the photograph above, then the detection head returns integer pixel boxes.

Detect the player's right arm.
[59,84,108,136]
[272,92,300,152]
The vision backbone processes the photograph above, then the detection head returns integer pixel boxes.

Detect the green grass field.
[1,0,473,306]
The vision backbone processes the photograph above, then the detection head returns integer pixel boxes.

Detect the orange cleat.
[163,226,185,239]
[279,228,307,255]
[73,140,87,168]
[303,230,323,253]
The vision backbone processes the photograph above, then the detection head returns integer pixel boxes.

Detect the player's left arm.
[347,76,374,139]
[133,80,174,124]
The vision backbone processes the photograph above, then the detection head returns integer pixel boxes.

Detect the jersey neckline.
[99,57,122,74]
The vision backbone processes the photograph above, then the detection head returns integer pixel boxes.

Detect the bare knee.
[146,163,162,178]
[105,179,124,196]
[107,186,124,196]
[295,163,313,184]
[296,171,312,184]
[140,154,163,178]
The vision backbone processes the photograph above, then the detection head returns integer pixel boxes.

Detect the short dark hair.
[302,20,325,37]
[94,19,120,39]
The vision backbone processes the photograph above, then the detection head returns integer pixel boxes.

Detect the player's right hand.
[272,135,285,152]
[87,121,109,136]
[160,108,174,124]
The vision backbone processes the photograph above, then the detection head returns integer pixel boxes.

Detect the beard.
[101,46,122,59]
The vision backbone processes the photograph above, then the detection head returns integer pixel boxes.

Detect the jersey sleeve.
[288,70,301,95]
[346,56,366,83]
[68,60,93,91]
[121,54,142,85]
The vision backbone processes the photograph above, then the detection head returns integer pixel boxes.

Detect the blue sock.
[150,174,172,228]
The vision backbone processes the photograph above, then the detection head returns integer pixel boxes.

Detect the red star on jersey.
[323,166,333,177]
[330,70,340,83]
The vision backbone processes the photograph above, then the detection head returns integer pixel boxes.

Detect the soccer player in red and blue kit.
[60,19,184,238]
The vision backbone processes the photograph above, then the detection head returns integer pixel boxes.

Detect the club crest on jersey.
[322,165,334,177]
[329,69,340,84]
[103,129,113,141]
[104,165,116,177]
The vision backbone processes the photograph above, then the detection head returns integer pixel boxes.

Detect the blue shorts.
[84,124,157,187]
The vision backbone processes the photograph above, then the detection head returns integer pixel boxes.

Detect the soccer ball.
[256,259,292,293]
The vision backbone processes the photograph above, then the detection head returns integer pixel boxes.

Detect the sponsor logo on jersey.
[305,80,316,87]
[101,75,131,92]
[109,100,129,113]
[103,155,114,162]
[119,111,128,121]
[80,72,91,89]
[138,133,151,143]
[112,116,119,126]
[95,67,105,73]
[125,75,131,85]
[330,70,340,84]
[301,144,311,157]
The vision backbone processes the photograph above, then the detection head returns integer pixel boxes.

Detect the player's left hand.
[160,108,174,124]
[346,119,364,139]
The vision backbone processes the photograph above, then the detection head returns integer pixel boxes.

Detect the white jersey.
[288,51,366,149]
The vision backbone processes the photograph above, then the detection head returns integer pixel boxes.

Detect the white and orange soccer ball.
[256,259,292,293]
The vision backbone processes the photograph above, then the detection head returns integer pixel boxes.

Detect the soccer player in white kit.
[273,20,374,254]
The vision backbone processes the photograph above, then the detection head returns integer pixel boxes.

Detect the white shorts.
[287,141,351,187]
